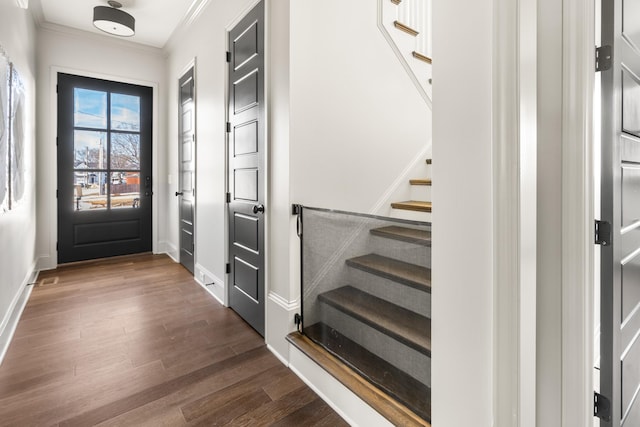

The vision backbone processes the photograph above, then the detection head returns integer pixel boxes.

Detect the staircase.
[390,158,432,222]
[289,215,432,425]
[379,0,433,103]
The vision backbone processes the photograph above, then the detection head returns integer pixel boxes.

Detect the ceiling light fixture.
[93,1,135,37]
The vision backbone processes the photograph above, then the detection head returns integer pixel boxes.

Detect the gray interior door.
[177,68,195,274]
[57,73,153,264]
[227,0,265,336]
[600,0,640,424]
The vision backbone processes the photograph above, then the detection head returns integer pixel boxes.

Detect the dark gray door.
[177,68,195,274]
[600,0,640,425]
[227,0,265,336]
[57,73,152,264]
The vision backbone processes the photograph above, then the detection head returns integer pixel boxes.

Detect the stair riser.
[368,237,431,269]
[390,209,432,223]
[347,269,431,317]
[409,186,431,204]
[320,304,431,386]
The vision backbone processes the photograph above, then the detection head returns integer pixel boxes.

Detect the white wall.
[432,0,494,425]
[0,1,38,357]
[35,25,166,270]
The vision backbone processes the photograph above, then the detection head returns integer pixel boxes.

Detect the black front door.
[600,0,640,425]
[57,73,153,264]
[228,0,266,336]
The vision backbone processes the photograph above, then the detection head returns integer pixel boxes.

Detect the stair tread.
[304,322,431,422]
[394,20,419,37]
[318,286,431,356]
[391,200,432,212]
[413,51,432,64]
[410,179,432,186]
[346,253,431,292]
[370,226,431,246]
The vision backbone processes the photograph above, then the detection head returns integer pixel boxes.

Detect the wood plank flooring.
[0,253,347,426]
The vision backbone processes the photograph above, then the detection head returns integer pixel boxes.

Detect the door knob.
[175,191,183,197]
[252,204,265,214]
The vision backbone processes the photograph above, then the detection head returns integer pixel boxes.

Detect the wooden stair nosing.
[391,200,432,213]
[318,286,431,356]
[304,322,431,423]
[369,226,431,247]
[394,21,419,37]
[412,51,432,64]
[287,331,431,427]
[410,179,432,186]
[346,253,431,293]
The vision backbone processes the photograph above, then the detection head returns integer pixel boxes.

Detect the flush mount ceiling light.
[93,1,135,37]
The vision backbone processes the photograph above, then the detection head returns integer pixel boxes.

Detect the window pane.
[111,172,140,209]
[74,130,106,169]
[111,93,140,131]
[111,133,140,170]
[74,172,107,211]
[74,88,107,129]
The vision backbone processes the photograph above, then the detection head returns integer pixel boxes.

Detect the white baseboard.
[194,263,225,306]
[0,263,38,366]
[289,344,393,427]
[158,241,179,262]
[266,292,300,364]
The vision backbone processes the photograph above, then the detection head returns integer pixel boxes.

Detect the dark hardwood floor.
[0,253,348,426]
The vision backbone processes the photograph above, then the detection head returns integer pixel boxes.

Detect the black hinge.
[226,122,231,133]
[291,204,302,215]
[596,45,612,72]
[595,220,611,246]
[226,51,231,63]
[56,241,58,251]
[226,192,231,203]
[56,85,58,93]
[56,136,58,147]
[594,392,611,421]
[226,263,231,274]
[56,189,59,199]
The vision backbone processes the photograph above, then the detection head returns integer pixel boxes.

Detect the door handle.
[252,204,265,214]
[175,191,183,197]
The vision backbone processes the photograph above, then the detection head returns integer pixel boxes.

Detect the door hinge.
[594,392,611,422]
[596,45,612,72]
[226,122,231,133]
[226,192,231,203]
[226,51,231,63]
[56,241,58,251]
[56,84,58,93]
[226,263,231,274]
[294,313,302,332]
[56,189,59,199]
[595,220,611,246]
[56,136,58,147]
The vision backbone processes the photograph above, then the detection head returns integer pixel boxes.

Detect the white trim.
[268,291,299,311]
[267,343,289,366]
[561,0,595,423]
[492,0,538,423]
[194,262,225,306]
[0,263,37,365]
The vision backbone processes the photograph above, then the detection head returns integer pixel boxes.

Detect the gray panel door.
[228,0,265,336]
[57,73,153,264]
[601,0,640,425]
[177,68,195,274]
